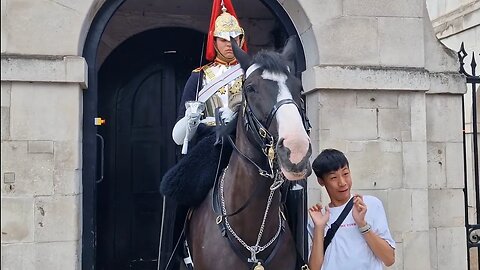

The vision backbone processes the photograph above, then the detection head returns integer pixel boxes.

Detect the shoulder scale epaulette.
[192,62,214,73]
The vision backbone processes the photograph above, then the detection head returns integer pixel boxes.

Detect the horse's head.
[232,36,312,181]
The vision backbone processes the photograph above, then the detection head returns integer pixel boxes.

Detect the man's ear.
[317,177,325,186]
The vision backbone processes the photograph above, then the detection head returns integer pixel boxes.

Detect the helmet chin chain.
[219,166,285,267]
[214,49,236,64]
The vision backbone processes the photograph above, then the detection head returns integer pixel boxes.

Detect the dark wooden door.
[97,64,177,269]
[117,64,175,268]
[96,28,204,270]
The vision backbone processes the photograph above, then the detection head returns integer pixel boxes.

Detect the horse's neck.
[226,121,272,207]
[233,115,266,165]
[221,117,282,240]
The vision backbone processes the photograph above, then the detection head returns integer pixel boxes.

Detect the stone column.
[1,55,87,270]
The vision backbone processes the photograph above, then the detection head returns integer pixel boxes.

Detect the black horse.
[186,36,312,270]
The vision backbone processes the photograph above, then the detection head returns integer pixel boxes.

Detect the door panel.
[98,65,176,269]
[96,27,204,270]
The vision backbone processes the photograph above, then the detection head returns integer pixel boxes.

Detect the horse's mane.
[252,50,289,75]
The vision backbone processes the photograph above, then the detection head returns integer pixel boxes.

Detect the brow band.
[245,64,261,79]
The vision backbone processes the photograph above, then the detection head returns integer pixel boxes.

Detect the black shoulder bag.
[323,197,354,253]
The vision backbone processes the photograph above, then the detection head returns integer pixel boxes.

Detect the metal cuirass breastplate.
[202,63,243,118]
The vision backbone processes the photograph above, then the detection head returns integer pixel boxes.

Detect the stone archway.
[81,0,312,268]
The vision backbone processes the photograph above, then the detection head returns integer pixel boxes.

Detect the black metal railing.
[459,42,480,270]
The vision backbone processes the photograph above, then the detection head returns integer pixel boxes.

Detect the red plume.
[206,0,248,61]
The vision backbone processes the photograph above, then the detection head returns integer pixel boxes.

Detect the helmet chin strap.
[213,37,244,64]
[214,46,236,64]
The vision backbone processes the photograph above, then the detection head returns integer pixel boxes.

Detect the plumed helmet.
[213,6,244,41]
[206,0,248,61]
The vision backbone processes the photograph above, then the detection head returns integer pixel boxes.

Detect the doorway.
[82,1,304,269]
[95,28,203,269]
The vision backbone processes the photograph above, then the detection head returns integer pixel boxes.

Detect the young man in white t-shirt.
[307,149,395,270]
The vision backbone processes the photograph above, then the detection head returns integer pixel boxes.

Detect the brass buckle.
[268,146,275,161]
[215,215,223,224]
[259,128,267,138]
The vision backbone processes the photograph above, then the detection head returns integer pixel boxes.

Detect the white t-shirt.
[307,195,396,270]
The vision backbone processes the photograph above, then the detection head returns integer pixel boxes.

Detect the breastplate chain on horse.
[219,165,285,268]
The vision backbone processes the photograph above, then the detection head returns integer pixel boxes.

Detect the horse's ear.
[231,37,251,71]
[281,36,298,61]
[281,36,298,73]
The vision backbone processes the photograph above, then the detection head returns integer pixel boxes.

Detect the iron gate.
[459,42,480,270]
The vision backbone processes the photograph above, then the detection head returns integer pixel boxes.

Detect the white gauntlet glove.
[186,107,202,130]
[219,107,237,123]
[171,101,205,154]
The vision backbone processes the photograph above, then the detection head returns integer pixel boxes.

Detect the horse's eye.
[245,85,255,93]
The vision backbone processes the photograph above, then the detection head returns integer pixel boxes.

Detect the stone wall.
[0,0,93,269]
[297,0,468,269]
[427,1,479,268]
[1,55,86,270]
[0,0,471,269]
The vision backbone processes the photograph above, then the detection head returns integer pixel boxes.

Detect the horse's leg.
[188,191,221,269]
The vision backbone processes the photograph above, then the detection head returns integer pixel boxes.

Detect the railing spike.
[472,53,477,76]
[459,43,467,74]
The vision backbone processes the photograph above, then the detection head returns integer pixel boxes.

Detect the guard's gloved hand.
[185,101,205,130]
[219,107,237,123]
[186,107,202,130]
[172,101,205,147]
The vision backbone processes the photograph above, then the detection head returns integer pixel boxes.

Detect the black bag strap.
[323,197,354,253]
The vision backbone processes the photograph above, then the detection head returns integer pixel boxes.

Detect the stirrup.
[183,256,193,267]
[183,239,195,268]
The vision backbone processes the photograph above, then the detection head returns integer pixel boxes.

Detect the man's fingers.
[309,203,327,213]
[354,196,367,211]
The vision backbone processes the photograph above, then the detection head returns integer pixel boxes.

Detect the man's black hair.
[312,149,349,178]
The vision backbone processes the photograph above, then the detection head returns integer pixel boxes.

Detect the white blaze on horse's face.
[261,70,311,180]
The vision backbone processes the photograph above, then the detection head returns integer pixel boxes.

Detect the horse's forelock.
[252,51,289,76]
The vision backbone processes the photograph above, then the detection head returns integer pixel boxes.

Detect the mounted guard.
[161,0,247,206]
[160,0,311,269]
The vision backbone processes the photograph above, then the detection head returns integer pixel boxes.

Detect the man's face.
[318,165,352,206]
[215,36,241,59]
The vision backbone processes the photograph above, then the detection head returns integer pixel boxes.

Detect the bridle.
[211,63,312,268]
[238,66,311,178]
[218,64,311,212]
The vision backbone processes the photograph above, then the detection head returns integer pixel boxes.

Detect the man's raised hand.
[309,203,330,228]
